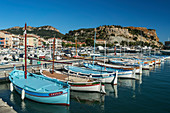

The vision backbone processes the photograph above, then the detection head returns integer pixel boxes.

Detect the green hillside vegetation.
[1,27,64,39]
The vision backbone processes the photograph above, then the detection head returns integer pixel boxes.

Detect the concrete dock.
[0,59,84,82]
[0,98,17,113]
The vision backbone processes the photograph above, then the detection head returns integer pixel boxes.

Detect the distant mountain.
[1,25,64,39]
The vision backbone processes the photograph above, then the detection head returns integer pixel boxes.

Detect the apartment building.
[48,38,62,48]
[0,31,13,48]
[26,34,38,47]
[96,39,106,44]
[0,31,56,49]
[12,36,19,48]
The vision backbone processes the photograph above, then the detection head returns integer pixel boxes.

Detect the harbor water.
[0,60,170,113]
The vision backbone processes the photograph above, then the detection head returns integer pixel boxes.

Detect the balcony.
[0,42,4,45]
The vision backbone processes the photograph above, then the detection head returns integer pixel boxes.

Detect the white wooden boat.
[40,69,106,93]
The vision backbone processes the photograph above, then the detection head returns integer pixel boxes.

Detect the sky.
[0,0,170,43]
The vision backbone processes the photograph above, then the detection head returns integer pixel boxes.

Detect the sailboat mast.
[24,23,27,79]
[93,28,96,65]
[94,28,96,54]
[75,37,77,56]
[104,40,106,64]
[52,37,55,74]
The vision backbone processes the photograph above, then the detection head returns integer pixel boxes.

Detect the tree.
[62,42,66,47]
[46,43,49,48]
[66,43,71,47]
[82,44,86,47]
[43,42,46,46]
[114,41,118,44]
[72,44,76,47]
[133,37,137,41]
[85,38,94,46]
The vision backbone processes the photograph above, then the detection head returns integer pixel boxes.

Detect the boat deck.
[42,70,90,82]
[10,70,66,92]
[66,66,110,74]
[84,63,132,72]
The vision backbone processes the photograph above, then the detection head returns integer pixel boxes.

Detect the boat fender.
[10,83,14,92]
[21,89,25,100]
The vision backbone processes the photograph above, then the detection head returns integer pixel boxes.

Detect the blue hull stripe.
[14,84,67,97]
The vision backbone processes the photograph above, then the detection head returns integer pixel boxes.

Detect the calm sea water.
[0,60,170,113]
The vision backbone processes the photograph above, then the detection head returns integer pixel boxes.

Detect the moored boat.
[9,23,70,106]
[40,69,106,93]
[83,63,135,79]
[9,68,70,105]
[64,65,118,84]
[97,62,142,74]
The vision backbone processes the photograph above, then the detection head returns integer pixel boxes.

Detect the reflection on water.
[105,84,118,98]
[119,79,136,98]
[119,79,135,89]
[155,64,161,69]
[70,91,105,111]
[70,91,105,105]
[143,70,150,76]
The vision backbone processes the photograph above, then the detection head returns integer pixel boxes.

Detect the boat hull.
[65,66,117,84]
[9,69,70,105]
[13,83,70,105]
[69,82,104,93]
[83,63,134,79]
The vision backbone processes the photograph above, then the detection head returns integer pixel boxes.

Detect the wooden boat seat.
[64,76,88,82]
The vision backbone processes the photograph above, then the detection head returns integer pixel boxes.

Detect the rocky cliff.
[64,25,162,47]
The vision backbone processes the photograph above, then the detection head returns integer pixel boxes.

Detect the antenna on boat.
[24,23,27,79]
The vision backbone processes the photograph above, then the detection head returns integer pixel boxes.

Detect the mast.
[104,40,107,70]
[75,37,77,56]
[24,23,27,79]
[50,42,51,59]
[104,40,106,64]
[114,46,116,56]
[93,28,96,65]
[52,37,55,74]
[94,28,96,54]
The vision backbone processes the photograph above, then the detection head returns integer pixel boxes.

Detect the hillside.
[64,25,163,48]
[1,25,163,48]
[1,25,64,39]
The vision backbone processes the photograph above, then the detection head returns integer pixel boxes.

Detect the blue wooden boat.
[64,66,118,84]
[9,23,70,106]
[83,63,135,79]
[9,68,70,105]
